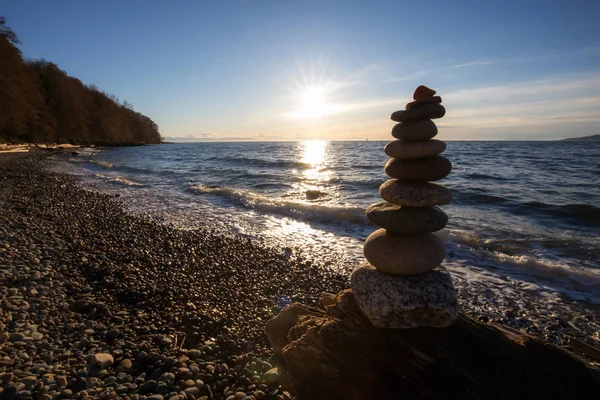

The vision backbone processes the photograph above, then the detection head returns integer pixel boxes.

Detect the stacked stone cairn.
[350,85,458,329]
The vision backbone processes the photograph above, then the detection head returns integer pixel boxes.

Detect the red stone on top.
[413,85,436,100]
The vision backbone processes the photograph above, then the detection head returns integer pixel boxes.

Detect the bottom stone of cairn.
[351,263,458,329]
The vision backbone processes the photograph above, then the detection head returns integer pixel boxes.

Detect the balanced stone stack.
[350,85,458,329]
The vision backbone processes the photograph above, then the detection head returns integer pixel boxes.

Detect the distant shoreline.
[560,134,600,142]
[3,139,600,151]
[150,138,600,143]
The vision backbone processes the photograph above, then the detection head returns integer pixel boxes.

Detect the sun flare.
[289,85,340,120]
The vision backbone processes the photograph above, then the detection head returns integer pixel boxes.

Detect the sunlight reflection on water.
[294,140,333,194]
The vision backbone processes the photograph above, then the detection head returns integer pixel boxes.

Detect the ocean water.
[60,141,600,305]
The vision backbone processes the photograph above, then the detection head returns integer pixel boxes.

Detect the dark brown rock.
[366,202,448,233]
[384,139,446,159]
[265,290,600,400]
[380,179,452,207]
[363,229,445,274]
[413,85,436,100]
[391,119,438,142]
[265,303,324,357]
[384,156,452,181]
[405,96,442,109]
[391,104,446,122]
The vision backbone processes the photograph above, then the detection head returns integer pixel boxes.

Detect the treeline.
[0,17,161,145]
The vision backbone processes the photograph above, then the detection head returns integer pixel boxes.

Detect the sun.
[289,85,339,120]
[284,58,350,121]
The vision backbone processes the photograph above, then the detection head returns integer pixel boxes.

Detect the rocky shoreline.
[0,152,599,400]
[0,153,347,400]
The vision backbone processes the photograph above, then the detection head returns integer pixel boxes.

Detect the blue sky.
[4,0,600,140]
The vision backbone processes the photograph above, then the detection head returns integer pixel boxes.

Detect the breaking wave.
[188,184,366,224]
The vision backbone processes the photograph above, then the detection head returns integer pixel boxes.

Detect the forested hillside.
[0,17,161,145]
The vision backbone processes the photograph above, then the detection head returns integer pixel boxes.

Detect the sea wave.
[95,173,145,187]
[465,172,510,181]
[440,229,600,303]
[453,191,510,205]
[188,184,367,224]
[518,202,600,226]
[88,160,115,169]
[206,155,312,169]
[454,190,600,227]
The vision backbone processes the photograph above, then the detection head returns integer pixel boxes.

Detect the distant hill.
[0,17,161,146]
[562,134,600,142]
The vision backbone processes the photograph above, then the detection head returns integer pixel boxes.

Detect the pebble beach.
[0,151,599,400]
[0,152,347,400]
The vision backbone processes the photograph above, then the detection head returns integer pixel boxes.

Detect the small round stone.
[363,229,445,275]
[384,156,452,181]
[391,104,446,123]
[384,139,446,159]
[379,179,452,207]
[90,353,114,369]
[413,85,436,100]
[366,202,448,233]
[391,119,438,142]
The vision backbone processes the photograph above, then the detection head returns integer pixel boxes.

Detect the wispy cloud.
[376,70,428,84]
[439,73,600,137]
[327,72,600,139]
[451,60,494,68]
[582,41,600,54]
[445,73,600,103]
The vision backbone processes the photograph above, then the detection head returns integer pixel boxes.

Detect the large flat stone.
[384,139,446,159]
[391,119,438,142]
[350,263,458,329]
[363,229,445,274]
[379,179,452,207]
[366,202,448,233]
[384,155,452,181]
[391,104,446,123]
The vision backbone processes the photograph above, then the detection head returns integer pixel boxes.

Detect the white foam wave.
[95,173,144,187]
[441,228,600,304]
[89,160,115,169]
[188,184,367,224]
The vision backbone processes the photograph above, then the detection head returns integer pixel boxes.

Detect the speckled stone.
[380,179,452,207]
[391,120,438,142]
[350,263,458,329]
[366,202,448,234]
[384,156,452,181]
[391,104,446,123]
[384,139,446,159]
[405,96,442,110]
[363,229,445,274]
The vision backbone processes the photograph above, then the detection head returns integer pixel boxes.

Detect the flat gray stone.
[363,229,445,275]
[366,202,448,233]
[391,104,446,123]
[384,156,452,181]
[391,119,438,142]
[380,179,452,207]
[384,139,446,159]
[351,263,458,329]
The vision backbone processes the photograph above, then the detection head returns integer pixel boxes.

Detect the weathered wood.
[266,289,600,400]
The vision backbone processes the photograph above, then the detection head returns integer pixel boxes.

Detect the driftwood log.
[265,289,600,400]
